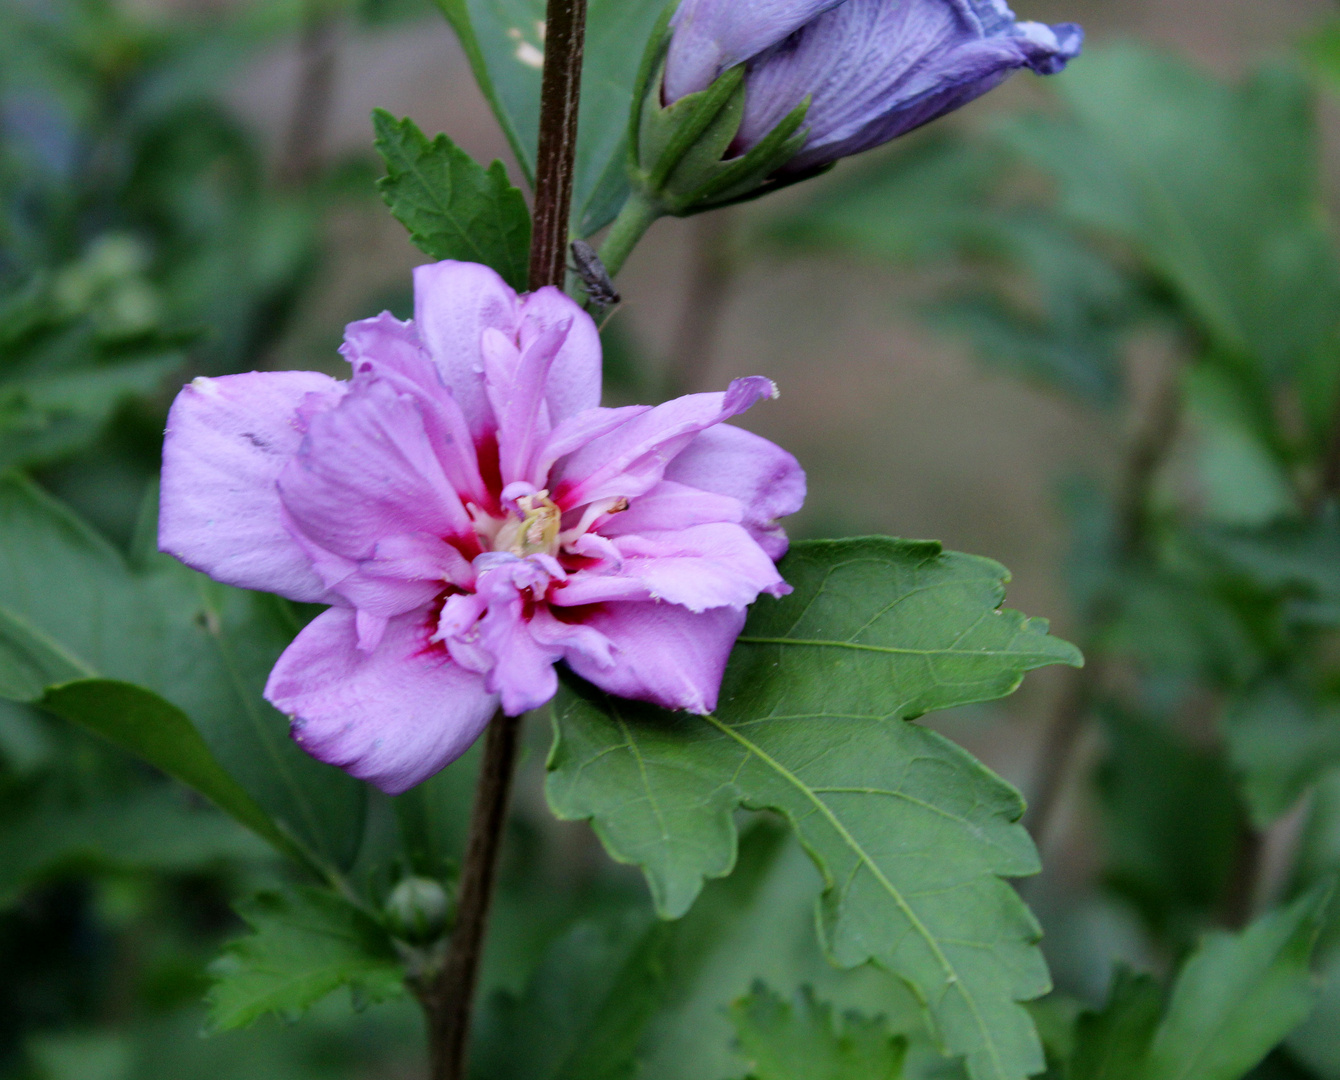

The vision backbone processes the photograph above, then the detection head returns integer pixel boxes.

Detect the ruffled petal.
[159,371,343,602]
[531,405,650,488]
[565,602,747,714]
[279,376,475,563]
[518,286,602,426]
[267,608,498,795]
[473,561,564,715]
[664,0,848,101]
[597,480,744,538]
[341,311,490,507]
[412,260,520,440]
[662,424,805,560]
[612,522,790,611]
[551,377,778,508]
[554,521,787,611]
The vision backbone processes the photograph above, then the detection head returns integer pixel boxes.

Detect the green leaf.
[373,109,531,291]
[431,0,669,235]
[1223,684,1340,828]
[475,820,792,1080]
[0,474,366,872]
[207,886,405,1031]
[0,356,181,472]
[1069,969,1164,1080]
[1196,512,1340,622]
[763,135,1138,408]
[764,134,1007,264]
[0,783,269,906]
[547,538,1082,1080]
[1183,364,1295,527]
[1096,708,1241,943]
[730,984,908,1080]
[1010,46,1340,380]
[37,679,300,863]
[1142,885,1331,1080]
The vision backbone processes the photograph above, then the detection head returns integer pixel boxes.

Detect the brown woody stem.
[419,710,523,1080]
[1024,358,1185,844]
[279,0,339,187]
[417,1,587,1074]
[529,0,589,292]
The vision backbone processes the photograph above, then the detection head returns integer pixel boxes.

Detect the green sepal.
[629,48,810,216]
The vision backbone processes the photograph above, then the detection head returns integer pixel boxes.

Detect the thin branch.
[416,3,587,1075]
[279,0,339,187]
[1024,358,1185,844]
[529,0,588,291]
[1315,387,1340,510]
[418,709,523,1080]
[664,209,738,397]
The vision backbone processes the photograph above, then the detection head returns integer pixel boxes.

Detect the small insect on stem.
[569,239,621,325]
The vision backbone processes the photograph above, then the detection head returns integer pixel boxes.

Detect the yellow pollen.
[501,490,561,556]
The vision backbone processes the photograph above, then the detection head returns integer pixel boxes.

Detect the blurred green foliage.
[7,0,1340,1078]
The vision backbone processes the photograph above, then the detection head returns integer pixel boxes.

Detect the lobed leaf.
[730,983,907,1080]
[373,110,531,290]
[207,886,405,1031]
[547,538,1082,1080]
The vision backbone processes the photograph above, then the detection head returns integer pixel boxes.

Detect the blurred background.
[4,0,1340,1076]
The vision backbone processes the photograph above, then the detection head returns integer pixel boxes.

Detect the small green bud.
[384,876,453,945]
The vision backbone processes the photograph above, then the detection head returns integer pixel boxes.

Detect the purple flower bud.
[665,0,1082,172]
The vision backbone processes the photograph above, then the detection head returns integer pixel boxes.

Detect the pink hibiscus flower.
[159,260,805,794]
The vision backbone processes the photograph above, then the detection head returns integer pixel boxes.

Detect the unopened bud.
[384,877,453,945]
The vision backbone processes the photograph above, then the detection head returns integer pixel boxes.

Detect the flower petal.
[267,608,498,795]
[341,311,490,507]
[279,376,475,563]
[565,602,747,714]
[664,0,848,101]
[159,371,343,602]
[554,522,788,611]
[473,562,564,715]
[598,480,744,536]
[612,522,790,611]
[412,260,520,440]
[518,286,602,425]
[552,377,778,508]
[662,424,805,559]
[532,405,651,488]
[737,0,1082,170]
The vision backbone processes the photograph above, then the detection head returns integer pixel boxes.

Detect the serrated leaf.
[0,474,366,872]
[432,0,668,235]
[373,109,531,290]
[730,983,907,1080]
[208,886,404,1031]
[1069,969,1163,1080]
[547,538,1082,1080]
[1142,885,1331,1080]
